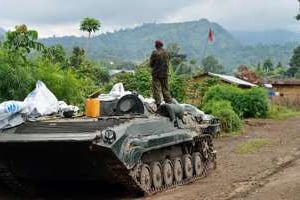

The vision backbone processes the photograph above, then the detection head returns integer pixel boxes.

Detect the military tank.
[0,94,217,196]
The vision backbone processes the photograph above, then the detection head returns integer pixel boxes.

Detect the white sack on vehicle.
[0,101,28,130]
[24,81,58,118]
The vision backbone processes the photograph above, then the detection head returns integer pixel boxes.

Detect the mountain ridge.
[231,30,300,45]
[0,20,298,72]
[41,19,243,68]
[40,19,298,71]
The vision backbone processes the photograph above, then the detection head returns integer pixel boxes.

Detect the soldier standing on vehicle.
[150,40,172,108]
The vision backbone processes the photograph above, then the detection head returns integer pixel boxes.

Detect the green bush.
[169,74,186,102]
[241,88,269,118]
[202,100,241,132]
[202,100,232,114]
[34,63,83,104]
[112,67,151,97]
[0,48,92,105]
[202,85,268,118]
[75,61,110,86]
[0,49,35,101]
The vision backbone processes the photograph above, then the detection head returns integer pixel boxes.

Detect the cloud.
[0,0,195,24]
[0,0,299,37]
[165,0,299,31]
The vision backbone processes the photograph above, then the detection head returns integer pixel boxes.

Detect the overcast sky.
[0,0,299,38]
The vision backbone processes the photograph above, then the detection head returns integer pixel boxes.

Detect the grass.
[235,138,271,154]
[219,130,243,138]
[268,104,300,120]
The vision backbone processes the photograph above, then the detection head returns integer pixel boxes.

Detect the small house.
[267,80,300,109]
[109,69,135,78]
[187,72,257,105]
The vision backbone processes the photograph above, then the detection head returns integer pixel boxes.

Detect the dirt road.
[1,116,300,200]
[143,116,300,200]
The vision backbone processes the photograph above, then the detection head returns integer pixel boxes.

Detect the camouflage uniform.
[150,48,172,105]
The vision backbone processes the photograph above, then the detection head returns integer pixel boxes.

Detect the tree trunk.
[85,32,91,55]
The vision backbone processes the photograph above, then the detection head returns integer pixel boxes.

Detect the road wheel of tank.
[162,159,173,186]
[202,139,210,159]
[173,158,183,182]
[193,152,204,176]
[151,162,162,189]
[140,164,152,191]
[212,151,217,170]
[183,154,193,179]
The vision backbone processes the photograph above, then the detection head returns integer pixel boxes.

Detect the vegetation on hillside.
[40,20,298,72]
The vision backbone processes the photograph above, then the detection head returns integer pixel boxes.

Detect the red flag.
[208,28,213,42]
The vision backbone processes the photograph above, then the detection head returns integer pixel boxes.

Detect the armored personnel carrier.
[0,94,217,196]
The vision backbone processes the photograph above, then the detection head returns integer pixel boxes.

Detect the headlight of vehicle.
[103,129,116,144]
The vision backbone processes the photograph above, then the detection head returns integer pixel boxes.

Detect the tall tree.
[3,24,44,60]
[167,43,188,74]
[297,0,300,20]
[288,0,300,77]
[69,46,85,68]
[271,62,286,78]
[42,44,66,64]
[255,63,262,75]
[80,17,101,55]
[289,45,300,77]
[276,61,283,69]
[262,58,273,73]
[201,55,223,73]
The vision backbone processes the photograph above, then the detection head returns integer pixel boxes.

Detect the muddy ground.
[1,116,300,200]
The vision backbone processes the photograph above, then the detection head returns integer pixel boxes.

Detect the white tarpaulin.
[0,81,78,130]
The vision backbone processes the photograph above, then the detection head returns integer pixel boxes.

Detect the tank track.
[0,135,216,197]
[0,162,35,197]
[128,134,216,195]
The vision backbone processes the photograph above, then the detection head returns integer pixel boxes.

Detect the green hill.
[42,20,239,62]
[231,30,300,45]
[38,19,299,72]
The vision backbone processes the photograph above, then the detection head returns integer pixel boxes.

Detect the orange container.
[85,98,100,117]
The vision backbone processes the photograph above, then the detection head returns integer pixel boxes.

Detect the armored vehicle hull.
[0,113,216,196]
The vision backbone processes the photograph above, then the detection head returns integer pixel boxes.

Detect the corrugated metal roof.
[109,70,135,76]
[267,80,300,85]
[209,72,257,87]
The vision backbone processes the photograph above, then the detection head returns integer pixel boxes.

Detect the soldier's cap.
[155,40,163,47]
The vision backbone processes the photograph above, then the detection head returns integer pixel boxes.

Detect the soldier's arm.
[166,50,170,63]
[163,50,170,66]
